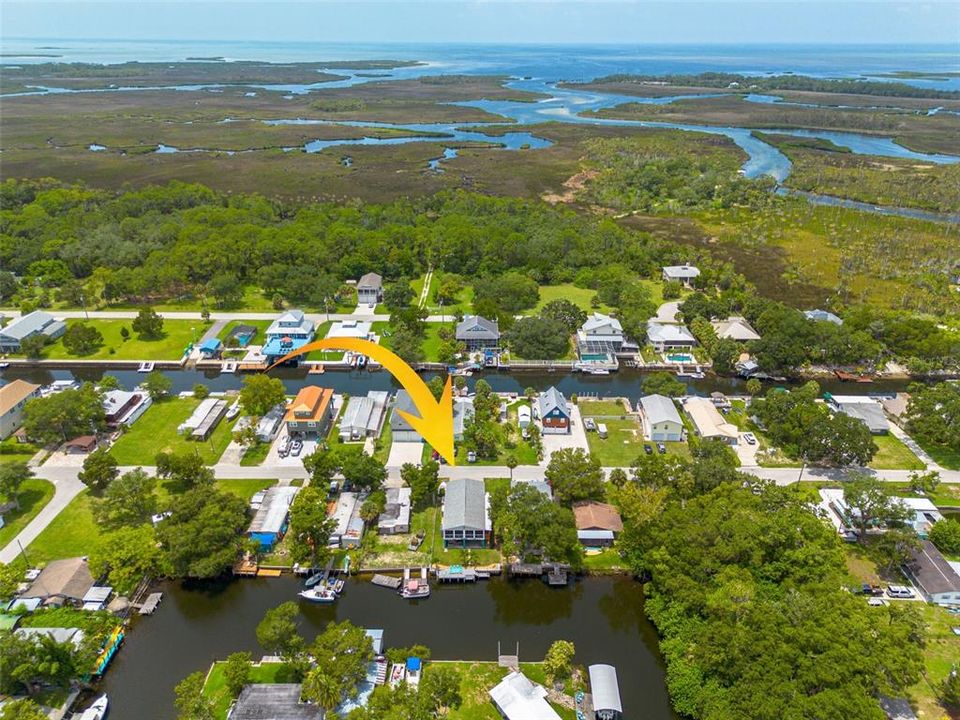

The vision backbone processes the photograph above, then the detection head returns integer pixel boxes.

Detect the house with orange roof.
[285,386,335,437]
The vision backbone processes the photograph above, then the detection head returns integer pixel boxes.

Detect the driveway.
[654,301,681,324]
[388,441,423,469]
[735,434,760,467]
[540,405,590,465]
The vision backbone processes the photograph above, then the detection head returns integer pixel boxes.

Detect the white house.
[488,671,561,720]
[684,397,738,445]
[0,311,66,353]
[661,264,700,287]
[711,316,761,342]
[577,313,625,354]
[646,322,697,352]
[639,394,683,442]
[357,272,383,305]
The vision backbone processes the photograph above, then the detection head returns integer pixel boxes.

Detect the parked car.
[886,585,915,599]
[656,442,666,454]
[867,597,888,607]
[743,432,757,445]
[290,439,303,457]
[860,583,884,596]
[643,444,653,455]
[467,450,477,463]
[584,418,597,432]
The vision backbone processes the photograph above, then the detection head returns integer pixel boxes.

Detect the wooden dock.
[371,574,402,590]
[138,592,163,616]
[436,566,477,583]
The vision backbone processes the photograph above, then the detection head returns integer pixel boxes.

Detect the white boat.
[304,571,324,587]
[78,694,108,720]
[389,663,407,687]
[224,400,241,420]
[298,588,337,603]
[137,362,155,373]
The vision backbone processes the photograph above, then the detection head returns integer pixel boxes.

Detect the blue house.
[198,338,222,357]
[263,310,316,365]
[246,486,300,550]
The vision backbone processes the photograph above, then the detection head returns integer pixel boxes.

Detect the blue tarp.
[406,657,422,671]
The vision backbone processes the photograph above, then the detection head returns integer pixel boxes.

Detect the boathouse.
[588,664,623,720]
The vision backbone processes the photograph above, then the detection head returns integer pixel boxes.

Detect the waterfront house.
[573,501,623,548]
[229,684,321,720]
[517,405,531,429]
[101,389,151,429]
[338,390,389,441]
[455,314,500,351]
[256,403,286,443]
[577,313,625,353]
[824,394,889,434]
[638,394,683,442]
[661,264,700,287]
[326,319,374,340]
[330,492,364,549]
[178,397,228,441]
[21,557,95,607]
[646,322,697,352]
[902,541,960,607]
[453,397,475,442]
[711,316,761,342]
[0,379,40,440]
[0,311,67,353]
[488,670,561,720]
[378,486,412,535]
[247,486,300,550]
[588,665,624,720]
[894,496,945,538]
[804,309,843,325]
[442,478,491,548]
[285,386,334,437]
[390,390,422,443]
[357,272,383,306]
[197,338,222,358]
[262,309,315,364]
[537,386,571,435]
[15,627,86,649]
[684,397,739,445]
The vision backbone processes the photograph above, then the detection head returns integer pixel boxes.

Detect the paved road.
[1,308,464,325]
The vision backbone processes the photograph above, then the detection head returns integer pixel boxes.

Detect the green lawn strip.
[24,490,102,564]
[0,478,55,547]
[578,399,630,417]
[906,604,960,719]
[531,284,611,315]
[109,396,239,466]
[425,282,474,314]
[410,273,440,309]
[107,285,277,313]
[582,547,627,572]
[427,507,500,566]
[239,441,271,467]
[203,661,298,720]
[585,418,647,466]
[0,437,41,465]
[881,482,960,509]
[868,434,925,471]
[373,320,446,361]
[40,319,210,360]
[373,417,393,464]
[911,437,960,471]
[304,321,346,361]
[215,478,276,503]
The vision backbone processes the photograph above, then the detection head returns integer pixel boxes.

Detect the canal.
[100,575,675,720]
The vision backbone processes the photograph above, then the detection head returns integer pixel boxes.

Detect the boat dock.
[508,562,571,585]
[436,565,477,583]
[138,592,163,616]
[371,574,402,590]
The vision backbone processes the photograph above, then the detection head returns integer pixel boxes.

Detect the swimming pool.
[665,353,695,363]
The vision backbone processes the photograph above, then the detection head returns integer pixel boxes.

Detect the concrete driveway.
[388,440,424,468]
[735,434,760,467]
[654,301,681,324]
[540,405,590,465]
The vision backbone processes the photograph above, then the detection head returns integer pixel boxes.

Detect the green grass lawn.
[375,321,449,362]
[578,399,630,417]
[411,272,440,309]
[882,481,960,509]
[24,490,101,564]
[725,400,800,468]
[0,478,55,548]
[584,418,648,466]
[435,661,576,720]
[373,416,393,464]
[912,437,960,471]
[40,319,210,360]
[907,603,960,719]
[582,547,627,572]
[531,284,611,315]
[304,321,347,361]
[868,434,925,470]
[203,661,298,720]
[109,396,238,466]
[239,441,271,466]
[106,285,277,313]
[215,478,276,503]
[0,437,40,465]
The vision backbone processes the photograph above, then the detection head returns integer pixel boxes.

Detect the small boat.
[334,579,345,594]
[298,588,337,603]
[225,400,241,420]
[78,694,109,720]
[137,361,155,373]
[304,571,324,587]
[308,364,325,374]
[389,663,407,687]
[400,578,431,600]
[357,355,367,370]
[0,362,9,369]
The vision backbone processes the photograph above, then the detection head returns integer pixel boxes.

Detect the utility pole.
[17,539,30,567]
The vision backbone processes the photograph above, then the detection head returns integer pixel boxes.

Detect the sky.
[1,1,959,45]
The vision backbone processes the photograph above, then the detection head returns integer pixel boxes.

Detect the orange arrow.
[266,338,456,465]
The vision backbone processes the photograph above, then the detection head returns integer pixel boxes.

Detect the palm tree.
[505,454,518,481]
[301,668,342,714]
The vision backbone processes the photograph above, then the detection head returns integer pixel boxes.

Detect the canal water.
[100,575,675,720]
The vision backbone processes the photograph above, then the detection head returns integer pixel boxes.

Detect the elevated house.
[824,394,889,435]
[101,389,151,428]
[661,264,700,288]
[488,671,561,720]
[285,386,335,437]
[0,379,40,440]
[390,390,422,443]
[455,315,500,351]
[537,386,571,435]
[247,486,299,550]
[338,391,389,441]
[573,501,623,548]
[684,397,739,445]
[262,309,315,364]
[638,394,683,442]
[229,684,321,720]
[357,272,383,305]
[0,311,67,353]
[378,486,412,535]
[442,478,490,548]
[711,316,760,342]
[21,557,95,607]
[578,313,625,353]
[902,541,960,607]
[646,322,697,352]
[453,397,475,442]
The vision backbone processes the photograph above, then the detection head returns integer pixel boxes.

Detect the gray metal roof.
[390,390,419,432]
[639,394,682,426]
[581,313,622,335]
[905,541,960,596]
[442,478,487,531]
[340,391,388,434]
[453,397,474,437]
[248,486,299,535]
[646,322,696,344]
[804,309,843,325]
[537,386,569,418]
[0,311,63,341]
[837,402,889,434]
[662,264,700,279]
[230,684,320,720]
[455,314,499,341]
[588,664,623,713]
[357,272,382,290]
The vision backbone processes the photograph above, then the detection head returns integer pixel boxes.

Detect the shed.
[63,435,97,453]
[588,664,623,720]
[247,486,299,550]
[81,586,113,612]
